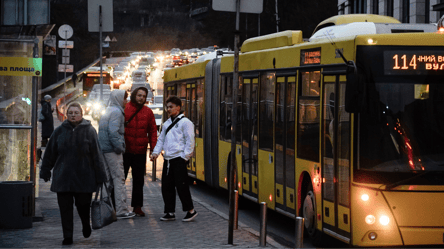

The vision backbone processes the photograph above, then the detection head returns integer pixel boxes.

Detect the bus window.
[177,83,187,116]
[297,71,320,162]
[259,73,275,151]
[197,79,204,138]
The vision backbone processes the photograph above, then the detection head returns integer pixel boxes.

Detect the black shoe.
[160,213,175,221]
[62,238,73,245]
[82,225,91,238]
[182,211,198,222]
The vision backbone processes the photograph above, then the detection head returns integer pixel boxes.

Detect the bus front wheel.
[302,185,324,246]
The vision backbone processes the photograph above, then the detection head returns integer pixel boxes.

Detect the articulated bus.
[163,14,444,247]
[81,67,113,96]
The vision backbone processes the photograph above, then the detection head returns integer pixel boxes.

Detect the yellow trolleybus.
[163,14,444,247]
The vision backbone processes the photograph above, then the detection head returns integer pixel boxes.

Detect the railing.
[40,57,103,121]
[55,88,81,121]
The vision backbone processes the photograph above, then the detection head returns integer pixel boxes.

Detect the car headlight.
[93,103,102,110]
[87,102,92,107]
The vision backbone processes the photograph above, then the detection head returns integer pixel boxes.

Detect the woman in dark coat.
[40,102,107,245]
[40,94,54,147]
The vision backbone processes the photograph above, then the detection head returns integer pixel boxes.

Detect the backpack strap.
[124,106,142,127]
[165,116,184,136]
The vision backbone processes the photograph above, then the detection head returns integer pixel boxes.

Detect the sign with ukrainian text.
[0,57,42,77]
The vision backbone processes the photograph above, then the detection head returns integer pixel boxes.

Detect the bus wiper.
[385,171,431,190]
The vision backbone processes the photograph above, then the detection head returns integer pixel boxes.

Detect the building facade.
[338,0,444,23]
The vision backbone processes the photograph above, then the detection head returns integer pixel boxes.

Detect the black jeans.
[123,153,146,207]
[56,192,92,239]
[161,157,194,213]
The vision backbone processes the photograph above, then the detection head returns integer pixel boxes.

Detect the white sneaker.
[117,212,136,219]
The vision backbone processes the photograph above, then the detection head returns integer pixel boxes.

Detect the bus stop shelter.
[0,24,54,228]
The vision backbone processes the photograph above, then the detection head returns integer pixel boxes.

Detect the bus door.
[322,72,351,242]
[186,82,197,175]
[241,76,259,199]
[275,75,296,215]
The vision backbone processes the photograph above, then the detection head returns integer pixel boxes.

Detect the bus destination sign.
[384,50,444,75]
[301,48,321,65]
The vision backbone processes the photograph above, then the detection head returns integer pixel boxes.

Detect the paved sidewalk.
[0,176,282,248]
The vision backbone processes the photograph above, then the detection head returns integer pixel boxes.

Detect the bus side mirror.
[345,72,366,113]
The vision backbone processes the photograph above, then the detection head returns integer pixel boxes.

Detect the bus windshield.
[358,81,444,173]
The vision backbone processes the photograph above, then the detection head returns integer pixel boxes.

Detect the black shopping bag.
[91,183,117,230]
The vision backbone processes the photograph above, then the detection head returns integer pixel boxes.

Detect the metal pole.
[152,159,157,182]
[295,217,305,248]
[228,0,240,245]
[259,202,267,247]
[99,5,103,101]
[234,190,239,230]
[275,0,279,32]
[30,38,39,217]
[63,32,67,111]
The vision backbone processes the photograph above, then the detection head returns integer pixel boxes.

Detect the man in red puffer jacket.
[123,87,158,217]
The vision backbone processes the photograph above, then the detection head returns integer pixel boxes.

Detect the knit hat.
[44,95,52,101]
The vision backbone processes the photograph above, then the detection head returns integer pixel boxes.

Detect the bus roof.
[241,30,303,53]
[313,14,401,35]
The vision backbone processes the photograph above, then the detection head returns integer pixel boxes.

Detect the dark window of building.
[441,0,444,18]
[387,0,394,16]
[402,0,410,23]
[373,0,379,14]
[349,0,355,13]
[353,0,367,13]
[425,0,430,23]
[339,3,346,14]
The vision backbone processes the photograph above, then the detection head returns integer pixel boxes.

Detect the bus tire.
[302,184,324,247]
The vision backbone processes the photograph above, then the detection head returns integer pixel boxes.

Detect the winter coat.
[40,119,108,193]
[124,101,157,154]
[152,113,194,161]
[40,100,54,138]
[98,89,126,154]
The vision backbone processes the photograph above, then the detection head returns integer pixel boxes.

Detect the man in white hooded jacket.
[150,96,197,222]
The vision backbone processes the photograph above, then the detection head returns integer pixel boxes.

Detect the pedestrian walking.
[40,94,54,147]
[40,102,108,245]
[123,87,158,217]
[98,89,136,219]
[150,96,198,222]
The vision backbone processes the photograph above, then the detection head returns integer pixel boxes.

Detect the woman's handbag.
[38,108,45,122]
[91,183,117,230]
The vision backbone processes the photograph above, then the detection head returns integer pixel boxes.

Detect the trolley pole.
[228,0,240,244]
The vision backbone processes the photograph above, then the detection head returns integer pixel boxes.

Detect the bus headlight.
[379,215,390,226]
[365,215,376,225]
[361,194,369,201]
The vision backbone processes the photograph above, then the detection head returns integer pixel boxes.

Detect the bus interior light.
[365,215,376,224]
[379,215,390,226]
